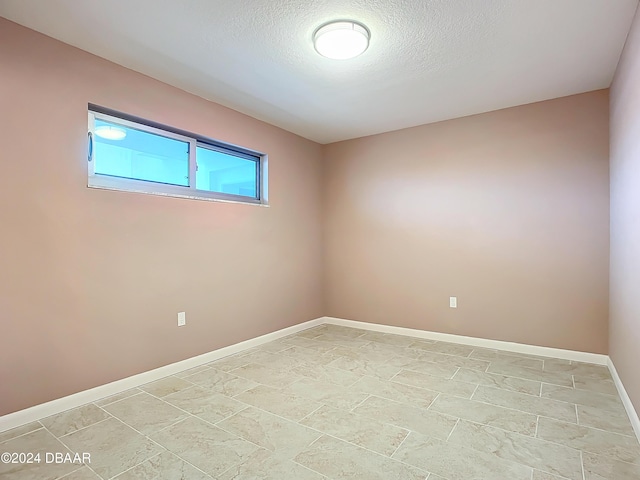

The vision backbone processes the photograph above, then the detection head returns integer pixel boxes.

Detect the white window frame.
[87,110,268,205]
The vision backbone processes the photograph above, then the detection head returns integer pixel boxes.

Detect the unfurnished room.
[1,1,639,479]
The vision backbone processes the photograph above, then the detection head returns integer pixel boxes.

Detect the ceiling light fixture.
[95,126,127,140]
[313,21,370,60]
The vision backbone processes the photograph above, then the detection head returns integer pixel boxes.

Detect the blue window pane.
[93,120,189,186]
[196,147,258,198]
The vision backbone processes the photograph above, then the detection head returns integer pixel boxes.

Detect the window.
[87,108,266,204]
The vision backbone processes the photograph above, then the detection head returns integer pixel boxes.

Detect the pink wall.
[324,91,610,354]
[610,4,640,414]
[0,19,324,416]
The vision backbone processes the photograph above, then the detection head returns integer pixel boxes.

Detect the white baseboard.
[0,317,324,434]
[323,316,608,365]
[607,357,640,442]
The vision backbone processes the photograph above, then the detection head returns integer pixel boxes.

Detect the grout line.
[445,418,460,442]
[470,384,480,399]
[290,457,333,479]
[580,450,586,480]
[425,392,440,410]
[534,416,539,437]
[43,424,102,479]
[389,429,411,457]
[57,415,114,440]
[0,422,44,445]
[296,404,326,423]
[575,404,580,425]
[348,394,373,413]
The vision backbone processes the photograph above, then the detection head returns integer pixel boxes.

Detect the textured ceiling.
[0,0,638,143]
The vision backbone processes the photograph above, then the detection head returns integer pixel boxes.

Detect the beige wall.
[610,4,640,414]
[0,19,324,416]
[324,91,610,354]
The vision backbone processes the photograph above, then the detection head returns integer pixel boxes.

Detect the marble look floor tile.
[393,431,532,480]
[279,346,339,365]
[237,350,286,367]
[329,355,403,381]
[543,361,612,380]
[472,385,577,423]
[249,339,297,354]
[206,354,252,372]
[60,417,162,479]
[174,365,212,379]
[140,376,194,398]
[0,428,79,480]
[234,385,323,421]
[185,368,258,396]
[358,331,417,347]
[113,451,211,479]
[359,341,418,358]
[573,376,618,396]
[448,420,583,480]
[311,333,371,348]
[282,336,344,353]
[289,362,363,387]
[471,347,548,362]
[350,375,439,409]
[41,404,111,438]
[430,394,537,435]
[294,327,325,339]
[301,404,409,456]
[218,448,325,480]
[218,407,321,459]
[582,451,640,480]
[150,416,259,478]
[453,368,541,395]
[387,357,459,379]
[541,384,624,413]
[537,417,640,465]
[471,349,544,370]
[163,385,247,424]
[414,351,491,372]
[288,378,370,410]
[577,404,635,436]
[390,369,477,398]
[94,389,143,407]
[409,340,474,357]
[230,363,302,389]
[102,392,188,435]
[294,435,427,480]
[532,470,570,480]
[487,363,574,387]
[319,325,368,339]
[0,421,42,444]
[354,395,457,439]
[59,466,101,479]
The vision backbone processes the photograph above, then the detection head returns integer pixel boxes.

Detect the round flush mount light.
[313,21,370,60]
[95,126,126,140]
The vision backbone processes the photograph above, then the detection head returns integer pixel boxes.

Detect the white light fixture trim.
[95,125,127,140]
[314,21,370,60]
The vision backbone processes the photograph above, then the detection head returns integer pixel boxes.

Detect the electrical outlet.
[449,297,457,308]
[178,311,186,326]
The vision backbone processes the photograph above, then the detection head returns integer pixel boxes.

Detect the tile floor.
[1,324,639,479]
